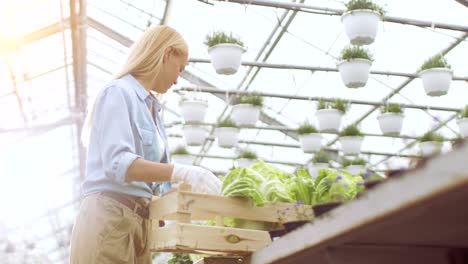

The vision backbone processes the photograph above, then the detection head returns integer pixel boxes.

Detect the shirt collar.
[123,74,162,112]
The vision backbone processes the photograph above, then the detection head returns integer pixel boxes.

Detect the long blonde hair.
[81,26,188,147]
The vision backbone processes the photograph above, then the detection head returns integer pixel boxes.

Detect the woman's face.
[156,49,188,94]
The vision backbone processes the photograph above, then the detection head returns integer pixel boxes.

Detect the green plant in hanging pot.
[342,0,385,45]
[171,146,194,165]
[205,31,245,75]
[342,157,367,175]
[216,118,240,148]
[231,93,263,127]
[337,46,374,88]
[419,131,444,157]
[236,150,258,168]
[377,103,405,135]
[457,106,468,138]
[418,54,453,97]
[315,98,349,132]
[179,95,208,123]
[307,150,331,178]
[297,122,322,153]
[339,124,364,155]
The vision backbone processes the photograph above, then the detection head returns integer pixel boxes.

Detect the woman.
[70,25,221,263]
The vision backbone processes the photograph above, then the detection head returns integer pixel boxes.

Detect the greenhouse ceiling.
[0,0,467,262]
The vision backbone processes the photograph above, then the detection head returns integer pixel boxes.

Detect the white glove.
[171,164,222,195]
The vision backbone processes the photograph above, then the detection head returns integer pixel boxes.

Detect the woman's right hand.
[171,164,222,194]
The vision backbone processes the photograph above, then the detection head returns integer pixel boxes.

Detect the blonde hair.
[81,26,188,147]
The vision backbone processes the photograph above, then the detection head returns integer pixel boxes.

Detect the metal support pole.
[166,121,425,140]
[222,0,468,33]
[167,134,419,158]
[188,58,468,81]
[70,0,87,182]
[177,87,463,113]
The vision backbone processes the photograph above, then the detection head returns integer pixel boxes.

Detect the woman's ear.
[163,47,173,63]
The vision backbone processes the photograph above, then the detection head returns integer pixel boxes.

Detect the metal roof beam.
[177,86,463,113]
[222,0,468,32]
[188,58,468,81]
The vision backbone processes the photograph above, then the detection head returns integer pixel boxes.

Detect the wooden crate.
[149,185,314,255]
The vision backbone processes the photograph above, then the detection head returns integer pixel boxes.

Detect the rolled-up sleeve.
[94,86,140,183]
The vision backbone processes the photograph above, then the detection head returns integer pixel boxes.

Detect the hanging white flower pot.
[419,141,443,156]
[337,59,372,88]
[298,133,322,153]
[208,44,245,75]
[316,109,343,132]
[236,158,257,168]
[182,125,207,146]
[377,113,404,135]
[171,154,194,165]
[419,68,453,97]
[340,136,363,154]
[457,118,468,138]
[231,104,260,126]
[307,162,329,179]
[341,9,381,45]
[216,127,240,148]
[345,165,366,175]
[179,99,208,123]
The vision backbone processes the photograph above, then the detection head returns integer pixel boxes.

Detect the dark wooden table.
[250,143,468,264]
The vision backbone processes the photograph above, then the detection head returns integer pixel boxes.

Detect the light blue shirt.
[83,74,171,199]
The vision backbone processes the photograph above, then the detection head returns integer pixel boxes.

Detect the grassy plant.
[332,99,350,114]
[340,125,363,137]
[345,0,386,16]
[317,99,328,110]
[312,150,330,164]
[233,94,263,107]
[419,54,451,72]
[171,146,189,155]
[459,106,468,119]
[204,31,244,48]
[420,131,444,142]
[380,103,403,114]
[238,151,257,159]
[342,158,367,167]
[339,46,374,62]
[217,118,238,128]
[316,99,348,114]
[297,122,319,135]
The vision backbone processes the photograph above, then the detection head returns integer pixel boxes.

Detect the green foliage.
[171,146,189,155]
[340,125,363,137]
[168,253,193,264]
[345,0,386,16]
[313,168,364,204]
[204,31,244,48]
[238,151,257,159]
[333,99,350,114]
[317,99,327,110]
[312,150,331,164]
[459,106,468,119]
[420,131,444,142]
[233,94,263,107]
[339,46,373,62]
[342,158,367,167]
[217,118,238,128]
[297,122,319,135]
[316,99,349,114]
[380,103,403,114]
[419,54,451,72]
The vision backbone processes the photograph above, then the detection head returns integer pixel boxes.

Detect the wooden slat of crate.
[150,191,313,223]
[151,223,271,254]
[194,256,247,264]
